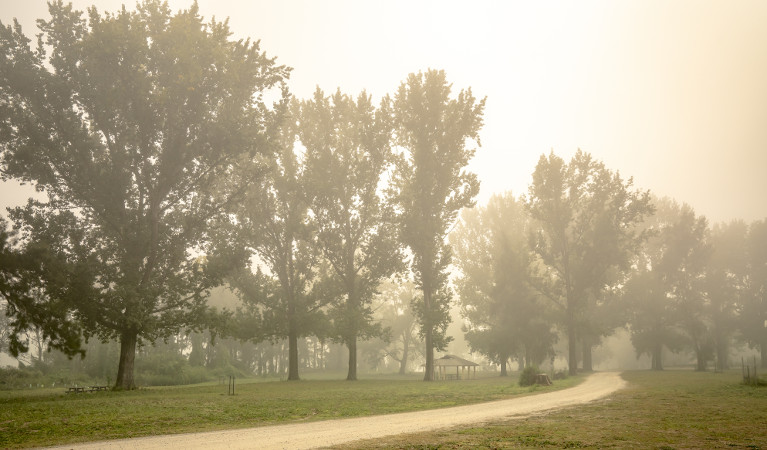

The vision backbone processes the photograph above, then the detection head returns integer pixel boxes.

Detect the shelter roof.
[433,354,479,367]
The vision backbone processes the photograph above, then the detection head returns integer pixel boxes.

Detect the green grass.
[0,372,581,448]
[334,370,767,449]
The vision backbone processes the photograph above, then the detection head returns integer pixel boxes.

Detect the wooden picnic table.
[66,386,110,393]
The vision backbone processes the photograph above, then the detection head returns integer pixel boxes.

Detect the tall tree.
[525,150,652,375]
[452,192,556,376]
[706,220,748,370]
[230,104,329,381]
[391,69,485,381]
[0,1,288,389]
[657,203,712,371]
[740,219,767,367]
[299,88,403,381]
[624,197,687,370]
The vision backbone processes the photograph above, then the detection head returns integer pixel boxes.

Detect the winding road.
[51,371,626,450]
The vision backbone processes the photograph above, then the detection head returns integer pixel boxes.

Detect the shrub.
[518,365,540,387]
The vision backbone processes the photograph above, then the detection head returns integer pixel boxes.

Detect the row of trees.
[0,1,483,389]
[2,1,764,389]
[1,280,424,387]
[451,151,767,374]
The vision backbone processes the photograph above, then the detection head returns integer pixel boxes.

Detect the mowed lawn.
[0,372,581,448]
[336,370,767,449]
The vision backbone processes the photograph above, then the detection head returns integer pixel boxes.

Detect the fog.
[3,0,767,224]
[2,0,767,387]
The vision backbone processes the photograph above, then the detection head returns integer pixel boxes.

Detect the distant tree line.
[1,1,765,390]
[450,152,767,374]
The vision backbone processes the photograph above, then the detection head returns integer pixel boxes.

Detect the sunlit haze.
[3,0,766,224]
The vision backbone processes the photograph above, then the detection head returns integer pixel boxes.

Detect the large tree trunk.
[581,338,593,372]
[652,343,663,370]
[346,337,357,381]
[423,329,434,381]
[423,288,434,381]
[500,354,508,377]
[288,332,300,380]
[115,329,138,390]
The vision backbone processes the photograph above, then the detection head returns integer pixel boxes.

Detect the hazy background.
[2,0,766,224]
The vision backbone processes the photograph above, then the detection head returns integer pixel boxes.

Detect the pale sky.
[2,0,766,224]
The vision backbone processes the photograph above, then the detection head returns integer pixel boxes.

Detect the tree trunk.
[346,337,357,381]
[761,341,767,369]
[500,355,508,377]
[652,343,663,370]
[423,288,434,381]
[115,329,138,390]
[423,328,434,381]
[695,348,707,372]
[581,338,593,372]
[399,340,409,375]
[288,332,300,380]
[567,307,578,376]
[716,337,729,370]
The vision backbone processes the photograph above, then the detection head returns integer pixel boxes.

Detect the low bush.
[518,365,540,387]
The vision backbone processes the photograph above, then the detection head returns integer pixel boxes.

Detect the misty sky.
[2,0,766,224]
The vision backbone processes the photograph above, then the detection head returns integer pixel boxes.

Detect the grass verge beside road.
[335,370,767,449]
[0,373,581,448]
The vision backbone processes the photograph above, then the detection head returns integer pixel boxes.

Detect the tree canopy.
[452,192,556,375]
[391,69,485,380]
[525,150,652,375]
[0,0,289,389]
[299,88,403,380]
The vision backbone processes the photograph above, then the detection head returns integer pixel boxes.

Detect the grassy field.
[335,370,767,449]
[0,372,581,448]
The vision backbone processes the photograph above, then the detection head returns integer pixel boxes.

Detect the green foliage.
[391,69,485,380]
[452,192,557,373]
[739,219,767,364]
[0,0,288,389]
[517,365,540,387]
[299,88,403,380]
[525,150,653,374]
[229,103,329,381]
[0,218,87,358]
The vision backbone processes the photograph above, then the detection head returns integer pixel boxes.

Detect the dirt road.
[51,371,625,450]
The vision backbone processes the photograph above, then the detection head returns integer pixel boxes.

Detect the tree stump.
[535,373,552,385]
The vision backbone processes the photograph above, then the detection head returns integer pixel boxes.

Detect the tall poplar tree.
[299,88,402,381]
[230,104,325,381]
[0,1,288,389]
[391,69,485,381]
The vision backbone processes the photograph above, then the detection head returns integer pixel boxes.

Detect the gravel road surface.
[50,371,626,450]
